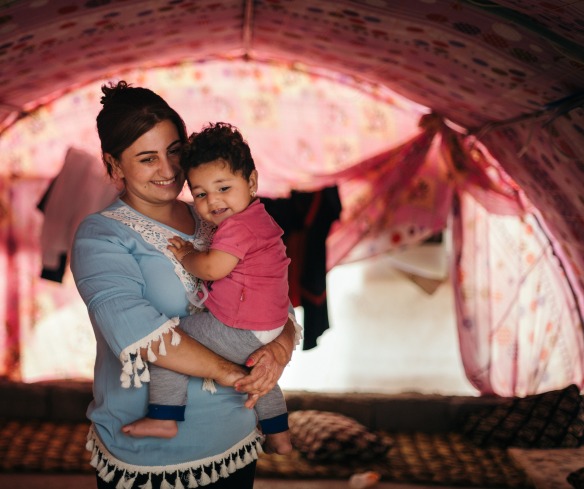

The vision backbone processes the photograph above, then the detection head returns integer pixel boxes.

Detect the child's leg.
[254,384,293,455]
[180,313,292,454]
[122,364,188,439]
[179,312,263,364]
[255,384,288,433]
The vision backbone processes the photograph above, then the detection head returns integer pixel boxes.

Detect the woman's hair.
[181,122,256,181]
[97,80,188,177]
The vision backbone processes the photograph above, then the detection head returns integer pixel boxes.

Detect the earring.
[251,191,256,198]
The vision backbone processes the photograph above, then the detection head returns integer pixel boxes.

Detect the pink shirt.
[204,199,290,331]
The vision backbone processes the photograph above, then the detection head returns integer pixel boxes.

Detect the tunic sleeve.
[71,213,181,388]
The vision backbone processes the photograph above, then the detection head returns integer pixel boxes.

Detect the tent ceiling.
[1,0,583,132]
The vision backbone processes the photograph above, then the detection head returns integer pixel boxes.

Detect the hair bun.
[100,80,130,106]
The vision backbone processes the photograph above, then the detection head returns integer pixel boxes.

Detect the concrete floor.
[0,474,490,489]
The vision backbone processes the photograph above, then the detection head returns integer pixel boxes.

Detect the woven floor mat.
[0,420,533,487]
[0,419,92,472]
[257,433,534,488]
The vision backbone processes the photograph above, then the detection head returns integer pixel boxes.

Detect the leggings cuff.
[147,403,186,421]
[259,412,289,434]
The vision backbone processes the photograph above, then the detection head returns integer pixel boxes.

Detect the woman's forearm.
[141,329,246,386]
[233,314,300,402]
[273,316,297,363]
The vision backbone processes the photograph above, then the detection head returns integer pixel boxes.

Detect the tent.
[0,0,583,396]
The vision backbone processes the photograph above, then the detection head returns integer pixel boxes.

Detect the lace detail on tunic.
[86,424,264,488]
[102,204,214,295]
[101,203,216,388]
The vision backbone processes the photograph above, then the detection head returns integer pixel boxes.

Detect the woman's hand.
[234,317,296,409]
[234,342,288,409]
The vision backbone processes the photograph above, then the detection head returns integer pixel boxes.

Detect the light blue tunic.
[71,199,261,485]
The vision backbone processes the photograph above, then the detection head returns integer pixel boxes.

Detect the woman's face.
[110,120,186,212]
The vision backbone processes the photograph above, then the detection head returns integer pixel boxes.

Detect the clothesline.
[470,91,584,139]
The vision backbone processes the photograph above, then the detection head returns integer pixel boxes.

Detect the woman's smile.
[152,176,178,186]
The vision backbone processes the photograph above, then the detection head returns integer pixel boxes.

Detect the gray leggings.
[148,312,287,423]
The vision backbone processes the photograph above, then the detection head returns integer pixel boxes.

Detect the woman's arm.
[147,316,298,409]
[145,329,248,388]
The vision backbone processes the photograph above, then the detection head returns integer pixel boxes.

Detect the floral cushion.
[288,410,392,463]
[463,384,584,448]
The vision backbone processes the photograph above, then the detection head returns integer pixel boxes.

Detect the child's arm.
[168,236,239,281]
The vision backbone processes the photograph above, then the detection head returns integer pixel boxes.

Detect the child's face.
[187,158,258,226]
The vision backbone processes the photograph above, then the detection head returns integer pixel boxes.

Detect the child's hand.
[167,236,196,263]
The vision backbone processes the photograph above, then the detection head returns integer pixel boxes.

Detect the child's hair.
[181,122,256,183]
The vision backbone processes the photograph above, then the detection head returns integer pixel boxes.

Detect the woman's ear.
[249,170,259,197]
[105,153,123,179]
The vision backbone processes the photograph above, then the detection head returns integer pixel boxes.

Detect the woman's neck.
[120,194,196,234]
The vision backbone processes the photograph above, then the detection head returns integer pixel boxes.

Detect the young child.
[123,122,293,455]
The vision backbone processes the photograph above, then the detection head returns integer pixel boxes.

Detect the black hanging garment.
[263,186,342,350]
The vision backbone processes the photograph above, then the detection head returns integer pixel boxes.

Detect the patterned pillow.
[569,468,584,489]
[463,384,584,448]
[288,410,392,463]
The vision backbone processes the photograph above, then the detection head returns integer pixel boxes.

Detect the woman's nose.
[159,155,178,176]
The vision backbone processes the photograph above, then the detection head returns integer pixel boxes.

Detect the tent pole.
[242,0,254,60]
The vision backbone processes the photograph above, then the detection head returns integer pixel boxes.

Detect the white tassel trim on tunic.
[201,378,217,394]
[87,425,263,488]
[119,317,181,389]
[139,474,153,489]
[289,311,303,348]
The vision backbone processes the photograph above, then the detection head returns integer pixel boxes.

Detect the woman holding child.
[71,81,299,489]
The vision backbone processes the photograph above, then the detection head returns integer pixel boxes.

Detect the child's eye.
[219,186,230,192]
[194,192,206,199]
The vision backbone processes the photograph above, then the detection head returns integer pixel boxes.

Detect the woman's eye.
[169,147,181,156]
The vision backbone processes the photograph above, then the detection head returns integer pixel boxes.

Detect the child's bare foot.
[263,430,293,455]
[122,418,178,439]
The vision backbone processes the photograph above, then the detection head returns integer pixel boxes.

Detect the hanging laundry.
[263,186,342,350]
[37,147,119,282]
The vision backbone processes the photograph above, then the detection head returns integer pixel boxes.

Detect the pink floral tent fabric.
[0,1,583,396]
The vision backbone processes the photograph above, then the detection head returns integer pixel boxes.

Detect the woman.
[71,81,299,489]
